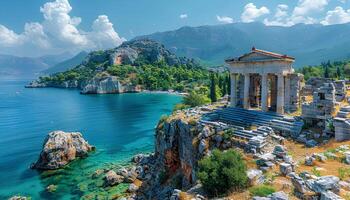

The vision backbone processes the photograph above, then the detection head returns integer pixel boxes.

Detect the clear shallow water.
[0,79,181,199]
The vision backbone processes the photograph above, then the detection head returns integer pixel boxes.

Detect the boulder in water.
[31,131,94,170]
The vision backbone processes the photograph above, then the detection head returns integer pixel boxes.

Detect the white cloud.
[264,0,329,26]
[321,6,350,25]
[293,0,329,16]
[241,3,270,23]
[180,14,188,19]
[216,15,234,24]
[0,0,125,57]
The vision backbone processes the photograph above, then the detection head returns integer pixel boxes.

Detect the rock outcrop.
[31,131,94,170]
[81,75,140,94]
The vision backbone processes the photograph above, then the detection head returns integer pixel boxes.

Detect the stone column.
[270,75,277,110]
[243,73,250,109]
[261,73,268,111]
[284,75,290,113]
[230,73,237,107]
[276,74,285,114]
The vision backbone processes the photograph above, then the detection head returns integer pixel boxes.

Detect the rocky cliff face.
[81,75,141,94]
[31,131,94,170]
[135,107,224,199]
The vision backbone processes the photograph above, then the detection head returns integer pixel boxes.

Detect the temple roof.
[225,47,295,63]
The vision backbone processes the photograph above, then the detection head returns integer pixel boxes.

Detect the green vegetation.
[311,167,321,177]
[296,60,350,80]
[249,185,276,197]
[338,167,350,180]
[197,149,248,196]
[182,91,211,107]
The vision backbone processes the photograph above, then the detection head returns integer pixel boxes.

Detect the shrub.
[183,92,210,107]
[197,149,248,196]
[249,185,276,197]
[173,103,190,112]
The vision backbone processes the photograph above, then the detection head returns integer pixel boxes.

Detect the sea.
[0,79,182,199]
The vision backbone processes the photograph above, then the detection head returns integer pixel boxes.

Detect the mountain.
[0,52,73,79]
[136,22,350,67]
[26,39,207,94]
[43,51,88,74]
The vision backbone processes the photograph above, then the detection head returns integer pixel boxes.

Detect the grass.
[311,167,321,177]
[338,167,350,180]
[249,185,276,197]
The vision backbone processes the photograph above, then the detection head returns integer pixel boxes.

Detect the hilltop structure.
[225,47,303,114]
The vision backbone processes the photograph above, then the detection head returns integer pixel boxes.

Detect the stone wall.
[334,106,350,141]
[302,83,336,121]
[302,78,346,103]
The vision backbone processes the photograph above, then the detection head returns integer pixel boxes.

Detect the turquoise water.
[0,79,181,199]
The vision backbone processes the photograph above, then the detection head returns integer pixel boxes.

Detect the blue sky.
[0,0,350,57]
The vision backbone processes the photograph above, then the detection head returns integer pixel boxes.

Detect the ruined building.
[225,47,303,114]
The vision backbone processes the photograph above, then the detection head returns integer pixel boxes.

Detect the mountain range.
[136,22,350,67]
[3,22,350,78]
[0,52,73,79]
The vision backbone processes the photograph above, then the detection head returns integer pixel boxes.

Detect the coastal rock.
[81,75,122,94]
[8,196,29,200]
[105,170,124,186]
[198,139,207,154]
[31,131,94,170]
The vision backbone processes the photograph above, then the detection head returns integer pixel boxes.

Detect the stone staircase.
[205,107,304,137]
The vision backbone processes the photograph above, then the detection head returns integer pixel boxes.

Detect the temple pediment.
[226,47,295,63]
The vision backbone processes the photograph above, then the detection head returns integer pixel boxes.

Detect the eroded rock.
[31,131,94,170]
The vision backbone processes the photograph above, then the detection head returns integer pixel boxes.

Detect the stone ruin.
[225,49,350,143]
[302,77,346,102]
[302,82,337,128]
[334,106,350,141]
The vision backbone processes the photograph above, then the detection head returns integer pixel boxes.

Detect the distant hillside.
[43,51,88,74]
[28,39,208,93]
[0,53,73,79]
[136,22,350,67]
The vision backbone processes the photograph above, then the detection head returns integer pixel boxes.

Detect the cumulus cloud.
[241,3,270,23]
[264,0,329,26]
[321,6,350,25]
[179,14,188,19]
[0,0,125,57]
[293,0,329,16]
[216,15,234,24]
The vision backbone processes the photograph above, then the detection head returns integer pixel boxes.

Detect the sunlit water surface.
[0,79,181,199]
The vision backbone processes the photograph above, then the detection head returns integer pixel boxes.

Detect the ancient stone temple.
[226,48,303,114]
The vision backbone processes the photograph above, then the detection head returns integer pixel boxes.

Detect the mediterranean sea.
[0,79,181,199]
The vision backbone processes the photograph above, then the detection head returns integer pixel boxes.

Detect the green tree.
[210,73,217,103]
[183,91,211,107]
[337,66,341,79]
[197,149,248,196]
[344,63,350,78]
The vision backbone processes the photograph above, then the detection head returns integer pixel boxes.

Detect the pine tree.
[210,73,217,103]
[337,66,341,79]
[324,63,330,78]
